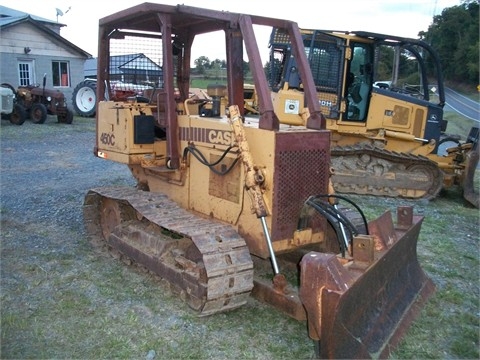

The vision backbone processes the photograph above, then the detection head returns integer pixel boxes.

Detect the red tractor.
[2,74,74,125]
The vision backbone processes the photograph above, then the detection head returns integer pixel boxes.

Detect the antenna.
[55,7,71,22]
[55,8,63,22]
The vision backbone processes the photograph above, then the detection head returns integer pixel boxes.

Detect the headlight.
[47,96,52,101]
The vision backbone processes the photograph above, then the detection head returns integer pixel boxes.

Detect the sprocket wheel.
[406,163,442,198]
[99,198,122,240]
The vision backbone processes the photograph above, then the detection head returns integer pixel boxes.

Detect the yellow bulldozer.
[268,28,479,208]
[83,3,435,358]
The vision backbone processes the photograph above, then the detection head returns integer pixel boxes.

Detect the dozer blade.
[462,144,479,208]
[300,206,435,359]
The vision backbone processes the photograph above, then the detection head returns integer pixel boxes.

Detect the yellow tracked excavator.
[268,28,479,208]
[83,3,435,358]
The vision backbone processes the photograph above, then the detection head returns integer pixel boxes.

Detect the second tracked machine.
[268,28,479,207]
[83,3,435,358]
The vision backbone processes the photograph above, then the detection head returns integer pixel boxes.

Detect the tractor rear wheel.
[1,83,16,95]
[72,80,97,117]
[10,104,27,125]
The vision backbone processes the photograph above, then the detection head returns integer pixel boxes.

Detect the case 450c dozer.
[268,28,479,208]
[83,3,435,358]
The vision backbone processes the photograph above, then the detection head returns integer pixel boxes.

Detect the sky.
[2,0,462,62]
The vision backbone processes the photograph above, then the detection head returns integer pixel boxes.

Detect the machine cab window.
[345,43,373,121]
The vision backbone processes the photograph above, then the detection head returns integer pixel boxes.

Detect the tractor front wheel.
[30,103,48,124]
[57,108,74,124]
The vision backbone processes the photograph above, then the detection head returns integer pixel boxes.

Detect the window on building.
[18,60,34,86]
[52,61,70,87]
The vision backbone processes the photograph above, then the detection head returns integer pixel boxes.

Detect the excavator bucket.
[462,127,479,208]
[300,206,435,359]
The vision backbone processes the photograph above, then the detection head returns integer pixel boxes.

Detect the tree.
[209,59,226,69]
[194,56,211,75]
[420,1,479,85]
[209,59,224,80]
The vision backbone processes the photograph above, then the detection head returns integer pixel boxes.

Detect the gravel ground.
[1,115,478,359]
[0,120,135,230]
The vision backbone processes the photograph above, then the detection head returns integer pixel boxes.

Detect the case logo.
[208,130,233,145]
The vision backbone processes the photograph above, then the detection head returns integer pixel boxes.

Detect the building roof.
[84,54,163,78]
[0,5,65,28]
[0,5,91,58]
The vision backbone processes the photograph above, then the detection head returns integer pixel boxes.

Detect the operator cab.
[269,28,446,141]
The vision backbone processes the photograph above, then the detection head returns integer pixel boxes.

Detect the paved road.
[444,87,480,123]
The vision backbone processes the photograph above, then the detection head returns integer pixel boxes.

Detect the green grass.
[443,109,478,140]
[1,228,313,359]
[190,78,227,88]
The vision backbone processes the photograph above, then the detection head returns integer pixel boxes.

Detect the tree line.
[419,0,479,87]
[193,57,249,79]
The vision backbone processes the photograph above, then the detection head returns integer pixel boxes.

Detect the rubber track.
[83,186,254,316]
[331,144,444,199]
